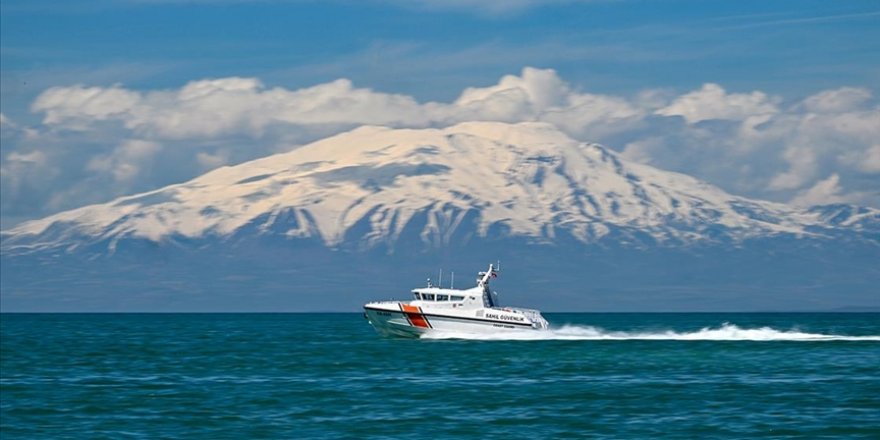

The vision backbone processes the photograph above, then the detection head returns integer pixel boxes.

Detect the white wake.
[421,323,880,341]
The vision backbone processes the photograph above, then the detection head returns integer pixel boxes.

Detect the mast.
[478,264,498,308]
[478,263,495,287]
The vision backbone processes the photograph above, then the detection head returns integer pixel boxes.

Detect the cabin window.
[437,295,449,301]
[413,292,421,299]
[423,294,435,301]
[451,295,464,301]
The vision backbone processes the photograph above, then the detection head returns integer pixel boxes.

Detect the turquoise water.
[2,313,879,439]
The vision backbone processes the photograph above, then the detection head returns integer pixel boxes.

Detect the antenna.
[497,259,501,272]
[439,269,442,290]
[451,272,454,289]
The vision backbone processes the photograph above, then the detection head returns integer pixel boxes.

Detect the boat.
[363,264,550,337]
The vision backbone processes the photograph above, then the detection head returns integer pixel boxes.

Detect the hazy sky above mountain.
[1,0,878,227]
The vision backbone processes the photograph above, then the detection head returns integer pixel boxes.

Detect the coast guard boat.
[364,264,549,337]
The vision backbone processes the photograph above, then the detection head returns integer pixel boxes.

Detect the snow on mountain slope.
[2,122,876,254]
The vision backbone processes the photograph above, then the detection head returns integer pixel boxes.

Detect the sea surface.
[2,313,879,439]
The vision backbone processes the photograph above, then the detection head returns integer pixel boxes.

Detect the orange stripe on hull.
[401,304,431,328]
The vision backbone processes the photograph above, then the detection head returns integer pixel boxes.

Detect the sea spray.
[421,322,880,341]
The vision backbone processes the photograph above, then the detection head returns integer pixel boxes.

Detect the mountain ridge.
[4,121,877,256]
[2,122,878,312]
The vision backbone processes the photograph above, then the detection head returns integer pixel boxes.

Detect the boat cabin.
[412,291,466,302]
[411,286,496,308]
[409,264,500,308]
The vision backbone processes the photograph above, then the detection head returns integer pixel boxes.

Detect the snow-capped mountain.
[2,122,878,312]
[3,122,876,255]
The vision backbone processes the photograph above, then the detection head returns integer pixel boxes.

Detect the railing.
[509,307,550,330]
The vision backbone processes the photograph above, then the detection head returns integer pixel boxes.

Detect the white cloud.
[655,83,779,123]
[5,67,879,224]
[455,67,569,109]
[769,146,817,191]
[0,113,15,129]
[1,148,58,219]
[621,137,664,165]
[30,67,645,141]
[802,87,872,113]
[387,0,581,16]
[789,174,863,207]
[86,139,162,183]
[31,84,140,127]
[858,145,880,173]
[5,150,47,165]
[196,150,231,170]
[34,77,432,139]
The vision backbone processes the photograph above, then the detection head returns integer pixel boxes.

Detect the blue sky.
[3,0,878,106]
[1,0,879,226]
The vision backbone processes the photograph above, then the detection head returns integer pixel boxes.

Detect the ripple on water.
[2,313,879,439]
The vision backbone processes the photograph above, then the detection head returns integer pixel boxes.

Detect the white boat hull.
[364,304,543,338]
